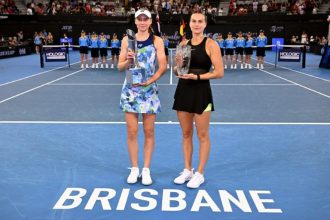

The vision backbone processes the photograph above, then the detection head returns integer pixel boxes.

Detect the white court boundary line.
[0,60,81,87]
[0,69,85,104]
[263,59,330,83]
[251,57,330,83]
[257,68,330,99]
[0,121,329,125]
[49,83,295,86]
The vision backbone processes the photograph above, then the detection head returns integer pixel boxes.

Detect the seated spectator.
[301,31,308,44]
[312,6,317,14]
[17,31,24,42]
[252,0,258,13]
[26,3,33,15]
[237,6,248,15]
[280,3,287,14]
[8,37,18,47]
[262,2,268,13]
[218,7,224,16]
[320,36,327,45]
[46,32,54,45]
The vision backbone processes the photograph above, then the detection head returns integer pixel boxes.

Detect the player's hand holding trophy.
[125,29,146,85]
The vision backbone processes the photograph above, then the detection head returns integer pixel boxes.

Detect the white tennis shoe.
[174,168,193,184]
[187,172,205,188]
[127,167,139,184]
[141,167,153,185]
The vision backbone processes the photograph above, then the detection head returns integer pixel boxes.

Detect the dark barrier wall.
[0,45,32,59]
[0,14,328,47]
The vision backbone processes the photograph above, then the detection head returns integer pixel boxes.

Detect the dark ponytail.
[149,26,155,41]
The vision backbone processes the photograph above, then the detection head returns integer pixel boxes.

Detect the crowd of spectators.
[291,31,328,45]
[127,0,219,16]
[0,0,327,16]
[27,0,123,16]
[228,0,321,16]
[24,0,220,16]
[0,0,19,14]
[0,31,25,47]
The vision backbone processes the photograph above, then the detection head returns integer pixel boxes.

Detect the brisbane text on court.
[54,188,282,213]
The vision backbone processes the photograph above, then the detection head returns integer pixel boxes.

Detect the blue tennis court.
[0,51,329,220]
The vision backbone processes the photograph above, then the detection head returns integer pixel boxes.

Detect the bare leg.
[125,113,139,167]
[142,114,156,168]
[194,111,211,174]
[177,111,194,170]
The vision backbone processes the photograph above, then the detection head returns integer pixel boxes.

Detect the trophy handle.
[126,29,135,40]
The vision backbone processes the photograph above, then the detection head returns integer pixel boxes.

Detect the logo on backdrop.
[61,25,73,32]
[18,48,26,55]
[278,48,301,62]
[269,26,284,33]
[0,49,15,57]
[44,48,67,62]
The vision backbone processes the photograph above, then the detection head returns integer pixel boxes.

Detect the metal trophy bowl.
[125,29,146,85]
[176,44,191,75]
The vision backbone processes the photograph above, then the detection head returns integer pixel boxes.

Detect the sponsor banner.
[271,38,284,51]
[0,46,31,59]
[60,37,73,45]
[278,48,301,62]
[44,47,67,62]
[60,37,73,50]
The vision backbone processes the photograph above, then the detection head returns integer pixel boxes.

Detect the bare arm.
[117,36,133,71]
[202,38,224,79]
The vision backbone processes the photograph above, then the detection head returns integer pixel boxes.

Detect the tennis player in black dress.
[172,12,224,188]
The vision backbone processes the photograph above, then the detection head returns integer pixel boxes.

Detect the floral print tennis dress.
[120,34,161,114]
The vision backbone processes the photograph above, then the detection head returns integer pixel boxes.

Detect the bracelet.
[197,74,200,81]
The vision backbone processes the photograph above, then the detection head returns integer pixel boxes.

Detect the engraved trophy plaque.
[176,44,191,75]
[125,29,146,85]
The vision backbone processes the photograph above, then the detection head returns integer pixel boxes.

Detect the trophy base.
[177,67,189,75]
[126,67,146,85]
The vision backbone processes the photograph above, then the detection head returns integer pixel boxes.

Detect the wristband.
[197,74,200,81]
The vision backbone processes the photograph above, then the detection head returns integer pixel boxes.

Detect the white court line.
[263,60,330,83]
[0,60,81,87]
[251,57,330,83]
[0,121,329,125]
[49,83,295,86]
[257,68,330,99]
[0,69,85,105]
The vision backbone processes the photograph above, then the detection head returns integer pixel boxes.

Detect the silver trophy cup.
[125,29,146,85]
[176,44,191,75]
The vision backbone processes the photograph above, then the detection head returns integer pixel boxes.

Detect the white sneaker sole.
[142,180,152,186]
[174,176,192,185]
[187,179,205,189]
[127,178,138,184]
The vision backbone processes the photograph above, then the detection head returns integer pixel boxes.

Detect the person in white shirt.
[218,7,223,16]
[301,31,308,44]
[312,6,317,14]
[262,2,268,13]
